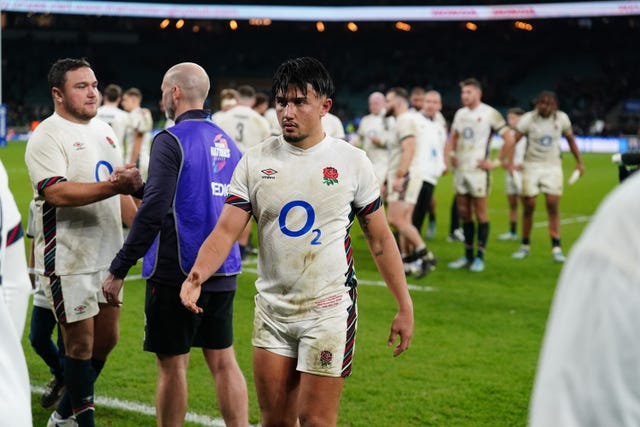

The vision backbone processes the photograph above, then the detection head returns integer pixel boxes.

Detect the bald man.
[101,62,248,426]
[356,91,392,190]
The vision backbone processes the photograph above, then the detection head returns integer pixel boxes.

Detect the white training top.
[451,102,508,172]
[25,113,124,276]
[421,115,448,185]
[229,135,379,321]
[123,106,153,164]
[215,105,271,153]
[357,111,390,185]
[322,112,346,140]
[96,104,128,156]
[516,110,572,166]
[529,171,640,427]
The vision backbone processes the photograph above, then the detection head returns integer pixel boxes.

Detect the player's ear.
[52,87,63,103]
[320,97,332,116]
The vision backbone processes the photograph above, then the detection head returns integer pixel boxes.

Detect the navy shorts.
[143,281,235,355]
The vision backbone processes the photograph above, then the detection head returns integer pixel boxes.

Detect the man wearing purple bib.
[101,62,248,426]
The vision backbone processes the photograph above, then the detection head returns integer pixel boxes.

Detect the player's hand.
[388,309,414,357]
[101,272,124,306]
[477,159,494,170]
[180,272,203,314]
[110,164,143,194]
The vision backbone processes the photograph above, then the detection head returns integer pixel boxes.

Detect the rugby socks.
[477,222,489,260]
[66,356,96,426]
[463,222,475,261]
[509,221,517,235]
[522,237,531,246]
[551,237,561,249]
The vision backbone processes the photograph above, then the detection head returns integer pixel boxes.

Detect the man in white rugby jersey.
[496,107,527,242]
[415,90,448,240]
[385,87,437,278]
[25,57,141,427]
[121,87,153,180]
[447,78,514,273]
[180,56,413,427]
[322,111,346,140]
[96,83,128,154]
[215,84,271,259]
[505,91,584,263]
[356,91,391,192]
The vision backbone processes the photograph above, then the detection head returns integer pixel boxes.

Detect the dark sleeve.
[109,132,181,278]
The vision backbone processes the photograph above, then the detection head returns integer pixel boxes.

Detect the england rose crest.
[322,166,339,186]
[320,350,333,367]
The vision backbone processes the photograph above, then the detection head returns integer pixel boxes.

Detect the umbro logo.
[261,168,277,180]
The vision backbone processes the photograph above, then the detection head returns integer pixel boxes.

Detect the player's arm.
[565,131,585,176]
[357,205,413,357]
[448,130,460,169]
[393,135,415,191]
[180,203,250,313]
[494,127,517,171]
[119,195,137,227]
[40,172,142,207]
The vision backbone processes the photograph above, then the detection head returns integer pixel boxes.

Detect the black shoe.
[41,376,65,409]
[414,251,437,279]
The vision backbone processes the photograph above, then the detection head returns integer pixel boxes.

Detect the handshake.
[109,163,144,195]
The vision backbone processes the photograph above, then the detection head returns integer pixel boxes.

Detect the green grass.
[3,139,618,426]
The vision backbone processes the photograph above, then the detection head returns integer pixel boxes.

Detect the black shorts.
[143,281,235,355]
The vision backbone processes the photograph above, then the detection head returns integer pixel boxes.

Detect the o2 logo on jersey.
[94,160,113,182]
[279,200,322,245]
[539,135,553,147]
[211,134,232,173]
[462,127,474,140]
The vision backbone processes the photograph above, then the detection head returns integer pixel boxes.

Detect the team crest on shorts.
[320,350,333,367]
[322,166,339,186]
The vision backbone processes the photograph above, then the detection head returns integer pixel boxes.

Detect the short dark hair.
[387,87,408,101]
[237,84,256,99]
[271,57,334,100]
[534,90,558,105]
[124,87,142,100]
[254,91,269,107]
[48,58,92,91]
[103,84,122,102]
[459,77,482,90]
[507,107,525,116]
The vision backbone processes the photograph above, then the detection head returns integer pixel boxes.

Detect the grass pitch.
[3,140,618,426]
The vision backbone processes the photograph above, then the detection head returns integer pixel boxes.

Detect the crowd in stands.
[2,12,639,136]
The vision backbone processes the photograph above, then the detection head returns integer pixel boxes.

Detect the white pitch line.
[31,386,243,426]
[533,215,591,228]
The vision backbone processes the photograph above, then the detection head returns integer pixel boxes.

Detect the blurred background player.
[253,91,270,115]
[409,86,425,112]
[447,78,513,272]
[528,166,639,427]
[0,190,32,426]
[121,87,154,180]
[497,107,526,241]
[322,110,346,140]
[355,91,391,192]
[215,84,271,259]
[211,88,239,123]
[0,159,31,337]
[418,90,448,240]
[507,91,584,263]
[385,87,436,277]
[26,199,66,409]
[96,84,128,155]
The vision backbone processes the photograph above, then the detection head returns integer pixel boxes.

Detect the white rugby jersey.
[322,112,346,140]
[96,104,128,155]
[229,135,379,320]
[451,103,507,171]
[421,115,448,185]
[516,110,572,166]
[25,113,124,276]
[387,111,436,182]
[357,112,390,185]
[123,107,153,164]
[215,105,271,153]
[529,172,640,427]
